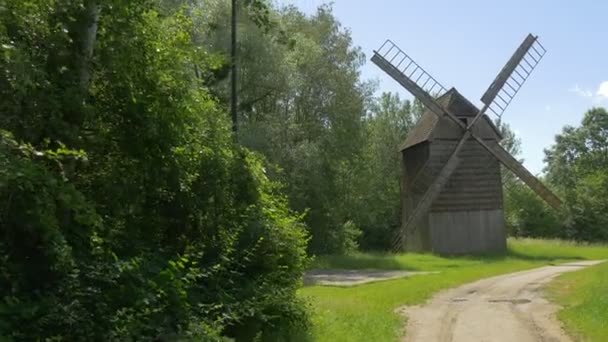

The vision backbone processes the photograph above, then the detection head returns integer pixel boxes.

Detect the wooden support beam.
[471,138,562,209]
[481,34,536,106]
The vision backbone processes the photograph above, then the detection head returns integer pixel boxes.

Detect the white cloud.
[569,82,608,103]
[569,84,593,98]
[597,81,608,98]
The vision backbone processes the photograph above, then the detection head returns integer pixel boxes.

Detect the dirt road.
[400,260,603,342]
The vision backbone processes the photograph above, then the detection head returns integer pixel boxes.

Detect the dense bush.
[504,180,561,238]
[0,1,308,340]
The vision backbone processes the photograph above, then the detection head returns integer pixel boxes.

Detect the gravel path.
[399,260,604,342]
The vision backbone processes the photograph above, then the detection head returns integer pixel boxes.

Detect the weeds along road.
[400,260,604,342]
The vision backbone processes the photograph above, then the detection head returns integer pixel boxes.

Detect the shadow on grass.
[310,247,587,271]
[506,249,585,262]
[456,248,586,262]
[310,253,406,270]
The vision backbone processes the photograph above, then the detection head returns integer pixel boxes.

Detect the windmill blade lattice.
[375,40,448,97]
[481,34,547,118]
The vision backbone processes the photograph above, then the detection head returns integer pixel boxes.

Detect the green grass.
[548,261,608,341]
[299,238,608,342]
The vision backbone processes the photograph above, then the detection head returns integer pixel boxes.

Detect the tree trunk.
[79,0,100,90]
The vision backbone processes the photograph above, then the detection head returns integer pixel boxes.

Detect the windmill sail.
[472,138,562,209]
[374,40,448,97]
[481,34,547,118]
[371,41,465,129]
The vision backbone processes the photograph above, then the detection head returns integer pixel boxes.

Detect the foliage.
[544,107,608,241]
[0,1,309,340]
[201,2,382,253]
[504,181,561,238]
[354,93,415,250]
[498,108,608,242]
[197,1,430,253]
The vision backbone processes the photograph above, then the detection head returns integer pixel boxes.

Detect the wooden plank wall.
[429,139,503,212]
[401,144,432,251]
[432,115,500,140]
[429,209,507,254]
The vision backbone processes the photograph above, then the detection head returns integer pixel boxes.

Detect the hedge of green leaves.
[0,1,309,340]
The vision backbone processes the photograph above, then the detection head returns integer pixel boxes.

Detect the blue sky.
[277,0,608,174]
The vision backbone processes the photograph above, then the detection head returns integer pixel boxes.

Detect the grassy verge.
[548,261,608,341]
[299,239,608,342]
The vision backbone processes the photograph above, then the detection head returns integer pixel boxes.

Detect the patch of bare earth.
[304,269,436,287]
[399,260,604,342]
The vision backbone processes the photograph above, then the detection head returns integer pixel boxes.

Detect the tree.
[544,107,608,241]
[0,1,309,340]
[352,92,414,249]
[200,2,374,253]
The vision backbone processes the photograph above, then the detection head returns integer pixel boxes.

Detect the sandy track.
[400,260,603,342]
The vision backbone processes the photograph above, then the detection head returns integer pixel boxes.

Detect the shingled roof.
[400,88,502,150]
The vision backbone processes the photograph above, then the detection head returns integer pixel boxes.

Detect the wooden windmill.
[371,34,561,254]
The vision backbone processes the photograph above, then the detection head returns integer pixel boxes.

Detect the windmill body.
[401,89,506,254]
[371,34,561,254]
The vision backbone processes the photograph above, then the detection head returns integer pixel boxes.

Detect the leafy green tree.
[354,92,414,249]
[0,1,309,340]
[201,2,373,253]
[544,107,608,241]
[503,181,561,238]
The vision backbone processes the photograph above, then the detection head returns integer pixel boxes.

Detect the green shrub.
[0,1,310,340]
[504,181,561,238]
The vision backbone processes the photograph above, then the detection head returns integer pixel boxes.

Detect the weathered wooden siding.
[429,209,506,254]
[401,143,431,251]
[432,115,500,140]
[400,137,505,252]
[402,142,429,183]
[429,139,503,212]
